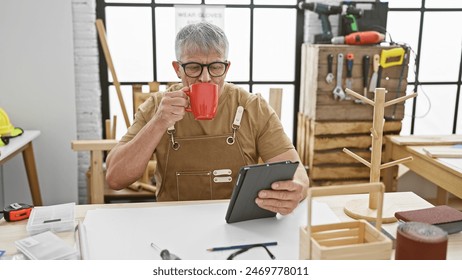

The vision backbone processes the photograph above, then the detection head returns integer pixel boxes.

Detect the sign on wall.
[175,5,225,33]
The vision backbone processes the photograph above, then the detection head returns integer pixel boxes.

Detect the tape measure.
[1,203,34,222]
[380,47,405,68]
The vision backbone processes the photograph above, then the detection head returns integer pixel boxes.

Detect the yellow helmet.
[0,108,23,146]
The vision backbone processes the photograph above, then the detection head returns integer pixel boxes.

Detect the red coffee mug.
[186,83,218,120]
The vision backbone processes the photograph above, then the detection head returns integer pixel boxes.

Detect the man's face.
[172,51,230,96]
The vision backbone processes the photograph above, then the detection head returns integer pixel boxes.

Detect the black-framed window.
[96,0,304,142]
[96,0,462,139]
[385,0,462,135]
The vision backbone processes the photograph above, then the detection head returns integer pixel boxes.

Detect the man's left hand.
[255,180,306,215]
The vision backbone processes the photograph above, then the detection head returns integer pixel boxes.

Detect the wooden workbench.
[383,135,462,205]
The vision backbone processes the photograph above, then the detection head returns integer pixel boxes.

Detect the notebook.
[15,231,78,260]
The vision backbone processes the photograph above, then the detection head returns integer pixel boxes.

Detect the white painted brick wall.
[71,0,102,204]
[302,0,342,43]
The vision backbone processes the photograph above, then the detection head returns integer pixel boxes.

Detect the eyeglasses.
[227,244,276,260]
[0,128,23,147]
[178,61,229,78]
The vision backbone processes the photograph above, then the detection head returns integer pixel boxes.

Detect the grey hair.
[175,22,229,61]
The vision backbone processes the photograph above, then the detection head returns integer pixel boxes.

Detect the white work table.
[0,130,42,206]
[1,191,461,260]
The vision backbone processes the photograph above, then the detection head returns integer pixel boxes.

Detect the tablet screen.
[225,161,299,223]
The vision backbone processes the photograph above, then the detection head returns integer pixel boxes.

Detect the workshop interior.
[1,0,462,261]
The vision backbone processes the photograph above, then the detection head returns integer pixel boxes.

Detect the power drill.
[298,1,363,44]
[298,1,341,44]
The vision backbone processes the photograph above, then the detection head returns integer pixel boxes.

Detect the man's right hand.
[154,87,190,128]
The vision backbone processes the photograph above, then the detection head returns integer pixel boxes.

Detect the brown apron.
[156,106,247,201]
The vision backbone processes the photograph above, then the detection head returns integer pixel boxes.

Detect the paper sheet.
[81,200,339,260]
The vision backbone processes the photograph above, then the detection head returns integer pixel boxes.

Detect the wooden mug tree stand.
[341,88,417,223]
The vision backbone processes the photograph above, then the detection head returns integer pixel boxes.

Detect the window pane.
[426,0,462,8]
[252,84,294,142]
[225,8,250,81]
[413,85,457,135]
[253,8,296,81]
[234,83,249,92]
[155,7,179,82]
[206,0,250,4]
[386,0,421,8]
[106,7,153,82]
[400,85,416,136]
[386,11,420,83]
[254,0,297,5]
[458,91,462,134]
[156,0,200,4]
[109,85,134,140]
[420,12,462,81]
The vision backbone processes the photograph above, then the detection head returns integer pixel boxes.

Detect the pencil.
[206,241,278,252]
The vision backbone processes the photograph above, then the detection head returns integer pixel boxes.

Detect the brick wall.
[302,0,341,43]
[72,0,102,204]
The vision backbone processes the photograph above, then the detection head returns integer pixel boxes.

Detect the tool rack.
[297,44,410,187]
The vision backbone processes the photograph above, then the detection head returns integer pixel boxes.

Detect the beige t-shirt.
[120,82,294,164]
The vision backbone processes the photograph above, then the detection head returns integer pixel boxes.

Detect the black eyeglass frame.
[177,61,229,78]
[226,244,276,260]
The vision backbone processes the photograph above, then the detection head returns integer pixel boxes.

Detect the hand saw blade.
[369,54,380,93]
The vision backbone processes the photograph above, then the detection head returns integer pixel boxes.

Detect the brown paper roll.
[395,222,448,260]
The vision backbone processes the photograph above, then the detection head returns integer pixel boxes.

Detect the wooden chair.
[268,88,283,119]
[258,88,283,163]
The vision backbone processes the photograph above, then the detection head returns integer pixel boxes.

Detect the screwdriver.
[345,53,354,100]
[150,242,181,260]
[356,55,370,104]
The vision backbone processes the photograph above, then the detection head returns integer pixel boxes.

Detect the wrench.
[332,53,346,100]
[325,54,334,84]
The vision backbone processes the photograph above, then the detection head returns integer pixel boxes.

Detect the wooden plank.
[71,139,118,151]
[315,72,408,95]
[316,44,408,61]
[313,135,372,150]
[423,146,462,158]
[149,81,160,92]
[304,117,311,165]
[312,149,372,165]
[300,44,410,121]
[22,143,43,206]
[301,44,320,116]
[389,134,462,145]
[310,165,370,180]
[299,43,308,113]
[314,104,404,121]
[316,64,408,79]
[296,113,306,164]
[315,89,407,104]
[89,150,104,204]
[269,88,283,119]
[311,178,371,187]
[313,121,402,135]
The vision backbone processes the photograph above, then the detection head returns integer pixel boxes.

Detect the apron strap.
[226,106,244,145]
[167,125,180,150]
[167,106,245,148]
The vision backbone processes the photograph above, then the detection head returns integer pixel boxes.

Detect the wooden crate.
[300,118,401,186]
[299,44,409,121]
[299,183,392,260]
